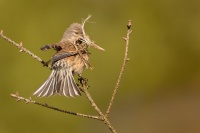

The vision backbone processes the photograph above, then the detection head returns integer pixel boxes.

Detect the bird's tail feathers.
[33,69,81,97]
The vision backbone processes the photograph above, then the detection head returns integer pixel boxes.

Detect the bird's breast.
[53,53,89,75]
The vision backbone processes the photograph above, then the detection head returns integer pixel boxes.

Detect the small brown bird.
[33,23,91,98]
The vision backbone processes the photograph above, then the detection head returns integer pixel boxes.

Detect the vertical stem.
[106,20,132,117]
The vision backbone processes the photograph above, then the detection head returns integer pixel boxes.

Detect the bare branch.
[105,20,132,117]
[79,78,117,133]
[10,92,103,120]
[78,78,104,116]
[0,30,46,66]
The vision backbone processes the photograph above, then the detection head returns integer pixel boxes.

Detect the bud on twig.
[127,20,132,29]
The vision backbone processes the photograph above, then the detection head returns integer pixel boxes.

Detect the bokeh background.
[1,0,200,133]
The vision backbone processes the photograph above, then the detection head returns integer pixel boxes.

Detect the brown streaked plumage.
[33,23,90,97]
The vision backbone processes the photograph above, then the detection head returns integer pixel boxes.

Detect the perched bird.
[33,23,91,98]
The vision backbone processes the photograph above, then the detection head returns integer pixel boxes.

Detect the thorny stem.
[79,78,104,116]
[79,78,117,133]
[10,93,103,121]
[0,30,46,66]
[106,20,132,118]
[84,88,117,133]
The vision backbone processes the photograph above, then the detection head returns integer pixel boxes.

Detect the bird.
[33,23,91,98]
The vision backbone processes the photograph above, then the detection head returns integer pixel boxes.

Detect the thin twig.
[90,43,105,51]
[79,78,117,133]
[103,117,117,133]
[0,30,46,65]
[106,20,132,117]
[10,93,103,121]
[84,87,117,133]
[83,86,104,116]
[81,15,105,51]
[82,15,92,38]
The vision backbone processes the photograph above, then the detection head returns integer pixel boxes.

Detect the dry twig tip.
[127,19,132,29]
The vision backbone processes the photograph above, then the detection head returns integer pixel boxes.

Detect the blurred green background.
[1,0,200,133]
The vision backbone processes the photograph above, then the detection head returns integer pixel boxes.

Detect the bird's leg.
[78,74,89,92]
[78,74,85,83]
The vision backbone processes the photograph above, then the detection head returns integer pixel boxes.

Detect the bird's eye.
[75,32,78,34]
[76,38,82,44]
